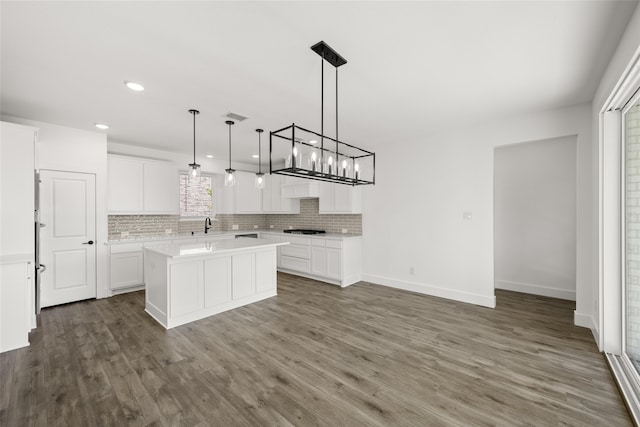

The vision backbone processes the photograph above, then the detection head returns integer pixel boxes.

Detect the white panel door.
[40,170,97,307]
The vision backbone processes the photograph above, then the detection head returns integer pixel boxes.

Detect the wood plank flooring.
[0,273,631,426]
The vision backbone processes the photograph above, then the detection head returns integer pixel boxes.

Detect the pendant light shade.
[224,120,236,187]
[255,128,265,190]
[187,109,201,179]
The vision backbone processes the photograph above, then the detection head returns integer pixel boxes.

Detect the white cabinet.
[262,232,362,287]
[1,259,32,353]
[110,252,144,289]
[263,174,299,214]
[143,162,179,213]
[319,182,362,214]
[281,176,319,199]
[235,171,263,213]
[109,242,145,290]
[108,155,178,214]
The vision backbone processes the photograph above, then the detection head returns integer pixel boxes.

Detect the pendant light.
[224,120,236,187]
[187,109,201,178]
[255,128,265,189]
[269,41,375,186]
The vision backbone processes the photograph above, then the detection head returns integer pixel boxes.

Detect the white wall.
[494,136,577,300]
[361,102,591,312]
[592,3,640,351]
[1,116,110,299]
[0,122,36,256]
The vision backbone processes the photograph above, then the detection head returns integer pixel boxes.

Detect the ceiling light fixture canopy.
[224,120,236,187]
[255,129,265,190]
[270,41,375,186]
[187,109,201,178]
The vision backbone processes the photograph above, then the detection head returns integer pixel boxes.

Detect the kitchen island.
[144,238,287,329]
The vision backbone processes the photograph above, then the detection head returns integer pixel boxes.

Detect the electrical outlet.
[165,228,172,234]
[253,225,258,229]
[288,226,293,229]
[232,224,239,230]
[270,225,274,229]
[341,228,347,234]
[121,231,129,238]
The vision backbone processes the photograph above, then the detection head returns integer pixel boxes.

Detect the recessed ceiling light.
[309,140,318,144]
[124,81,144,91]
[206,154,214,158]
[252,154,259,158]
[94,123,109,130]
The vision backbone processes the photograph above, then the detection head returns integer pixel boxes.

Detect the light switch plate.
[463,212,472,221]
[341,229,347,233]
[165,229,172,234]
[121,231,129,238]
[253,225,258,229]
[232,224,239,230]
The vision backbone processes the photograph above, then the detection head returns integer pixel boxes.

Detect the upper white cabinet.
[318,182,362,214]
[235,171,263,214]
[263,174,300,214]
[108,155,178,214]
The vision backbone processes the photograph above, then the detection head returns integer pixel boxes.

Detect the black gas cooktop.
[283,229,326,235]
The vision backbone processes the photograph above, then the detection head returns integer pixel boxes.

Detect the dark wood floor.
[0,273,631,426]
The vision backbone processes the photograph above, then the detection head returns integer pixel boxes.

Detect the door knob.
[82,240,94,245]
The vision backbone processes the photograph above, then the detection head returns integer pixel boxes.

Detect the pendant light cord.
[321,54,324,166]
[228,123,232,169]
[336,67,339,160]
[258,131,262,174]
[192,111,196,164]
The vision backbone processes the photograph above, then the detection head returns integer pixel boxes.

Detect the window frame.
[178,171,216,221]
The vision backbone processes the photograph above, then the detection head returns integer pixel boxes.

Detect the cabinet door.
[170,262,204,317]
[204,256,232,307]
[318,182,335,213]
[326,248,342,279]
[143,162,179,213]
[235,171,262,213]
[310,246,327,276]
[232,253,256,299]
[108,156,143,213]
[256,250,277,293]
[110,252,144,289]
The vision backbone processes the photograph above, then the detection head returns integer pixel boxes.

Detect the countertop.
[108,229,361,244]
[143,238,288,259]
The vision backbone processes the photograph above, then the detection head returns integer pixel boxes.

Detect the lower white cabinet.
[110,242,145,290]
[110,252,144,289]
[0,259,33,353]
[261,232,361,287]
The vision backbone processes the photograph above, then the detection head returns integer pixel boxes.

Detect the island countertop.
[143,238,288,259]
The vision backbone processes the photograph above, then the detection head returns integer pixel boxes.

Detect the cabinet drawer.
[326,240,343,249]
[282,235,310,245]
[110,242,144,254]
[280,255,310,273]
[280,243,310,259]
[311,238,326,247]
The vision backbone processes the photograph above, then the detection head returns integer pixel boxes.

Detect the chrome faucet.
[204,217,212,234]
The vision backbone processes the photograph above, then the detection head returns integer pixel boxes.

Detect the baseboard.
[495,279,576,301]
[574,310,593,329]
[590,315,600,347]
[361,274,496,308]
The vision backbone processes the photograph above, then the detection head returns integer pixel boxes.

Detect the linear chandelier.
[270,41,375,186]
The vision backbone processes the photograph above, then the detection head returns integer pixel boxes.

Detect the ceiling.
[1,1,637,165]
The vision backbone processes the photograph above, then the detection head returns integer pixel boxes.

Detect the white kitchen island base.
[144,239,285,329]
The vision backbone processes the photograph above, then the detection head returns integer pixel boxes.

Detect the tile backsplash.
[108,199,362,239]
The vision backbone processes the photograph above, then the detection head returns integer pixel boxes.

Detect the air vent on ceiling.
[225,112,248,122]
